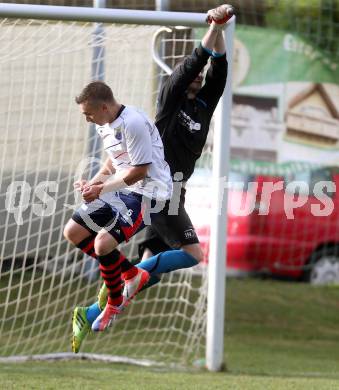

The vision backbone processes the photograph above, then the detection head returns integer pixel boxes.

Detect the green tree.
[265,0,339,59]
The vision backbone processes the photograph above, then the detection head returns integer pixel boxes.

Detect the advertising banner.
[197,26,339,166]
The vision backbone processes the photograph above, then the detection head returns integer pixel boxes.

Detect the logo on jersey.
[121,208,133,224]
[114,125,123,141]
[184,228,197,240]
[178,110,201,133]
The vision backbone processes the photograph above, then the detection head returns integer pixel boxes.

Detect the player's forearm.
[202,27,225,55]
[202,27,219,52]
[89,158,115,185]
[100,165,149,194]
[213,30,226,55]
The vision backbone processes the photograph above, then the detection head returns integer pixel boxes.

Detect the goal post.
[207,19,235,372]
[0,3,235,371]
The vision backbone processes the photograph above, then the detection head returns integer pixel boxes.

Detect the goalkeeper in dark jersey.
[138,4,232,267]
[72,3,234,353]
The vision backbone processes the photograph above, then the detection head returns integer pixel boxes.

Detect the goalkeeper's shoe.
[206,4,235,25]
[122,268,150,307]
[97,282,108,311]
[72,306,90,353]
[91,303,123,332]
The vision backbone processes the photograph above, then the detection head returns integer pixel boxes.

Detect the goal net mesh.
[0,18,209,365]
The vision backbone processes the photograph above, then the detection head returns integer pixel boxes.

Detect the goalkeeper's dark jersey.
[155,44,228,181]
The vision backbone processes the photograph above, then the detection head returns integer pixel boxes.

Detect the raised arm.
[156,46,210,116]
[156,4,233,117]
[198,4,233,110]
[198,32,228,111]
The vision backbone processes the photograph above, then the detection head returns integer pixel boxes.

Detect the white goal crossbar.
[0,3,235,372]
[2,3,212,27]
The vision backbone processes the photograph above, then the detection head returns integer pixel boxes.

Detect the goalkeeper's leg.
[93,248,199,309]
[86,248,197,321]
[119,206,204,300]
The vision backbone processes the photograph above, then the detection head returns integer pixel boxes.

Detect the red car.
[188,167,339,284]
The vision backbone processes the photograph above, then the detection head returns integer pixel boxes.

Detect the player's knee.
[193,246,204,263]
[183,244,204,263]
[94,232,117,256]
[63,222,77,244]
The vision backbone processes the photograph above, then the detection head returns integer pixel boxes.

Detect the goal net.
[0,16,212,365]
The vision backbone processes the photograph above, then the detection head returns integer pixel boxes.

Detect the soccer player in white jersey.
[64,81,172,333]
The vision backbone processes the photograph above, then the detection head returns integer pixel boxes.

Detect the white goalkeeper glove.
[206,4,235,31]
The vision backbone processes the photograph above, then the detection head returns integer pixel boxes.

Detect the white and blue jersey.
[96,105,172,201]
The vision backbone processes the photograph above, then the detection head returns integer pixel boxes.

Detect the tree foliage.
[264,0,339,59]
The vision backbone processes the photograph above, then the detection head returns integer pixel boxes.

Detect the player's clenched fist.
[73,179,88,193]
[81,184,103,202]
[206,4,235,30]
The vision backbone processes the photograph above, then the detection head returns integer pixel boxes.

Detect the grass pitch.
[1,360,339,390]
[1,278,339,389]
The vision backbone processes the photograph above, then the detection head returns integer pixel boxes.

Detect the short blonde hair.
[75,81,114,105]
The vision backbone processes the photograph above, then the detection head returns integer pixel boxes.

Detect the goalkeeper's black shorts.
[138,187,199,257]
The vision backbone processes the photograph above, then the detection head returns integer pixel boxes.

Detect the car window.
[286,168,334,197]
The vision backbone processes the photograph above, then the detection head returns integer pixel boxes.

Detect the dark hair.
[75,81,114,105]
